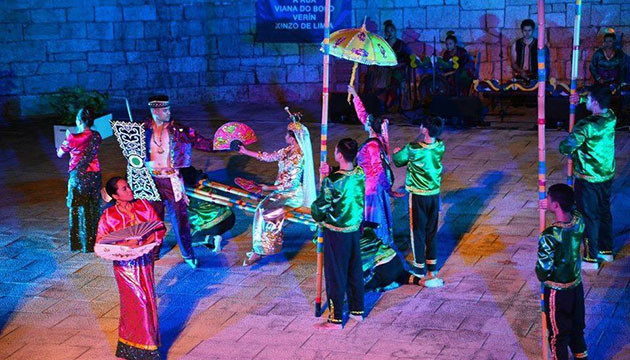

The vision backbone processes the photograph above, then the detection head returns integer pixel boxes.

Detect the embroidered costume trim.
[405,186,440,196]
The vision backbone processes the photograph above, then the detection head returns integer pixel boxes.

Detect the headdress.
[286,108,306,135]
[285,107,316,207]
[148,94,170,108]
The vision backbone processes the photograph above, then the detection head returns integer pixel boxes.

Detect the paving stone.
[188,339,265,359]
[2,113,630,358]
[254,346,327,360]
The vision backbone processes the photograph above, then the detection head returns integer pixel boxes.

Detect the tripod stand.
[499,30,506,122]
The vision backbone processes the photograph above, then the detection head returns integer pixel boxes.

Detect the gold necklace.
[116,202,137,226]
[152,124,165,154]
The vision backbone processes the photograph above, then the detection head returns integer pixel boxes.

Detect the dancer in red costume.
[96,177,165,360]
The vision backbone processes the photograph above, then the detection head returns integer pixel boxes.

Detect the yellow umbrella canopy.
[321,24,398,102]
[324,24,398,66]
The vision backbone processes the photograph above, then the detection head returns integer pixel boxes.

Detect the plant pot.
[53,113,113,149]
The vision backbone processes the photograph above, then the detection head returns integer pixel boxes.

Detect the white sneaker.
[314,321,343,330]
[213,235,222,253]
[349,314,364,322]
[598,254,613,262]
[424,278,445,288]
[582,261,599,271]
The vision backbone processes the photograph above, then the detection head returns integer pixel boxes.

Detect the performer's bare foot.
[314,321,342,330]
[243,251,263,266]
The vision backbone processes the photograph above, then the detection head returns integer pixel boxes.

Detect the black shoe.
[409,266,426,278]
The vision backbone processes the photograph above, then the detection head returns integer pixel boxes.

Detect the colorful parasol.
[321,22,398,102]
[213,122,257,151]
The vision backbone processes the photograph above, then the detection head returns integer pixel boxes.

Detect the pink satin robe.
[96,199,165,356]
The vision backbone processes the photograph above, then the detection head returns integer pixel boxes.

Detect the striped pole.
[567,0,582,186]
[186,189,316,227]
[537,1,549,359]
[315,0,331,318]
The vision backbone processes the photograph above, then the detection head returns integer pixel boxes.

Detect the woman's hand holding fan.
[95,221,165,261]
[235,177,263,195]
[98,221,164,247]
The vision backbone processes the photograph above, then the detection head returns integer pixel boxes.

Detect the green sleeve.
[559,121,588,155]
[310,176,333,222]
[392,144,409,167]
[535,232,556,282]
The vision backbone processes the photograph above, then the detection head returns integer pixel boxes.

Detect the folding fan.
[111,121,161,201]
[95,221,164,261]
[213,122,257,151]
[98,221,163,245]
[235,177,263,195]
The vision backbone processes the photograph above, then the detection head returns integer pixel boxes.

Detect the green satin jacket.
[535,210,585,290]
[311,167,365,233]
[392,140,445,196]
[559,109,616,183]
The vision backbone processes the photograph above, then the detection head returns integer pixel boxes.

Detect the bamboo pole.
[204,180,262,201]
[315,0,331,318]
[186,189,316,227]
[567,0,582,186]
[537,1,549,359]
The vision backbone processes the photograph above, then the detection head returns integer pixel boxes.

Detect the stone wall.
[0,0,629,118]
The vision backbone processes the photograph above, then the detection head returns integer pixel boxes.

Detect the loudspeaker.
[429,96,484,125]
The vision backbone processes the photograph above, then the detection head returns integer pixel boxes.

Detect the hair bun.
[446,30,455,36]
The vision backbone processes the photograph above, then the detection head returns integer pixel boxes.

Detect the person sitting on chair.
[589,32,627,88]
[366,20,411,113]
[510,19,538,82]
[442,31,473,96]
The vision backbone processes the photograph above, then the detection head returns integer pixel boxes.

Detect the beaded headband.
[148,100,169,109]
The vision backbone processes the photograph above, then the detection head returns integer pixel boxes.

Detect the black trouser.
[574,178,613,262]
[365,256,412,291]
[543,283,588,360]
[410,194,439,272]
[150,176,195,261]
[323,228,364,324]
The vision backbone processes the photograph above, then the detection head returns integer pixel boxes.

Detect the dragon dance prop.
[474,78,628,97]
[111,121,161,201]
[537,1,549,359]
[473,78,574,96]
[567,0,582,186]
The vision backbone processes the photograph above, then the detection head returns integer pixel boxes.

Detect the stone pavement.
[0,105,629,360]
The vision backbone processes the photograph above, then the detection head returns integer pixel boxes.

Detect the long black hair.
[79,106,96,127]
[367,114,383,135]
